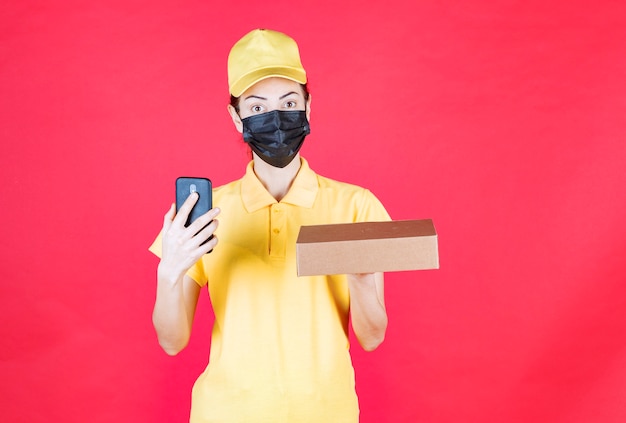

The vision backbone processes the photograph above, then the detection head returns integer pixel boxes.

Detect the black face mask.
[241,110,311,168]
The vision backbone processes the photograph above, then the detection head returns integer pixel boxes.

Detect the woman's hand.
[159,192,220,284]
[347,272,388,351]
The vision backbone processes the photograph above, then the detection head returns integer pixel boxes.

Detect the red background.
[2,1,625,422]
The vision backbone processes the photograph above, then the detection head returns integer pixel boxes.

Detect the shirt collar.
[241,157,319,213]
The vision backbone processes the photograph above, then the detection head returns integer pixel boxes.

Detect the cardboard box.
[296,219,439,276]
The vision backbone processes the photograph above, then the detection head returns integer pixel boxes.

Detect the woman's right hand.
[159,192,220,282]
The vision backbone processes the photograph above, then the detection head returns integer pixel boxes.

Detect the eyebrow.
[279,91,299,100]
[243,91,300,101]
[243,95,267,101]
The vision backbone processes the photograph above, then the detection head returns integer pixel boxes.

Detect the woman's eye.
[251,105,264,113]
[284,101,297,108]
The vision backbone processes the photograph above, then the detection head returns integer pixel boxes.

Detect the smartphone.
[176,177,212,227]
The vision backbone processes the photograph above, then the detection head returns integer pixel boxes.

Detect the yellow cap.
[227,29,307,97]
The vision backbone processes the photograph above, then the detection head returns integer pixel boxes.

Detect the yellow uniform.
[151,158,390,422]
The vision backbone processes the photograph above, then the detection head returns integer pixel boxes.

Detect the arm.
[348,272,388,351]
[153,273,201,356]
[152,195,220,355]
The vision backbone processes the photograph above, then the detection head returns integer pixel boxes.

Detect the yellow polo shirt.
[151,158,390,423]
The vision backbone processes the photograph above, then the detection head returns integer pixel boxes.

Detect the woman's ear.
[305,94,312,122]
[227,104,243,133]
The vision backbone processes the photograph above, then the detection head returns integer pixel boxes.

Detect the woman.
[151,28,390,423]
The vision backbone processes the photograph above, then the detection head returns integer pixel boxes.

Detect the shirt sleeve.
[148,231,163,257]
[355,188,392,223]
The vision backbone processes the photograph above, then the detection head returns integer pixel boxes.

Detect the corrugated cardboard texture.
[296,219,439,276]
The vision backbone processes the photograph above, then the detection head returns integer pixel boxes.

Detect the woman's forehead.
[242,77,303,98]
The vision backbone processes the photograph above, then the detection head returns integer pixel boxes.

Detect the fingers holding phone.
[176,177,215,252]
[176,177,212,226]
[175,177,218,249]
[160,178,219,276]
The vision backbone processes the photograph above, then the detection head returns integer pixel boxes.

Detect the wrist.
[347,273,376,289]
[157,261,186,286]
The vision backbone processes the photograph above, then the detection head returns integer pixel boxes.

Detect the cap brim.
[230,66,307,97]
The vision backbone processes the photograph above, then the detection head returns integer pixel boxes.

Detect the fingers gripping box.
[296,219,439,276]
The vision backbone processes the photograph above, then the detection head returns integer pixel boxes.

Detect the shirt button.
[273,228,280,234]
